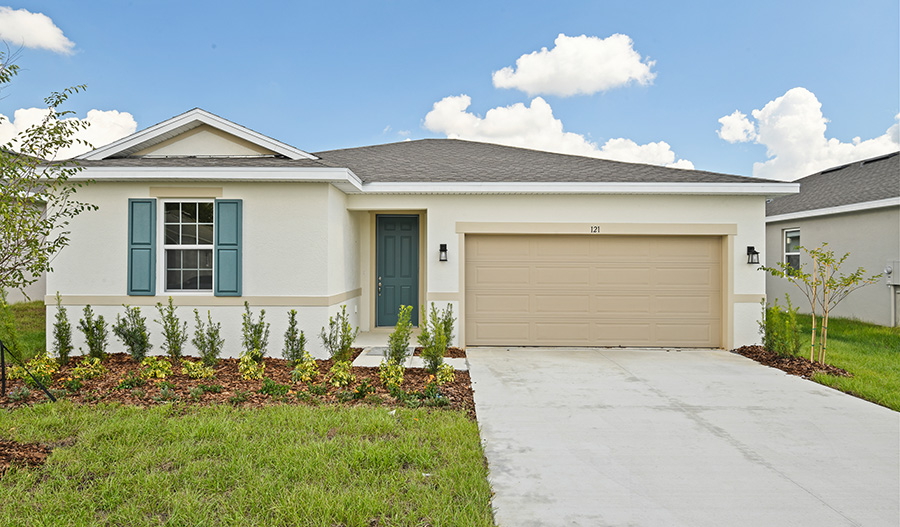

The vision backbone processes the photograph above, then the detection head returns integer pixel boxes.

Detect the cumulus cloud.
[0,108,137,159]
[492,33,656,97]
[424,94,693,169]
[718,87,900,180]
[0,7,75,54]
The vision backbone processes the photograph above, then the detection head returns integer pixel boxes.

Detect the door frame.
[368,211,426,329]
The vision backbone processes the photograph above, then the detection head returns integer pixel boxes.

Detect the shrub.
[352,379,374,400]
[308,382,327,396]
[328,360,354,387]
[439,303,456,348]
[155,297,188,359]
[181,359,215,380]
[192,309,224,366]
[290,351,318,383]
[9,385,30,402]
[71,356,105,380]
[52,292,73,366]
[23,353,59,389]
[282,309,307,364]
[418,303,451,374]
[258,377,290,396]
[188,386,204,402]
[238,348,265,380]
[759,296,802,357]
[116,371,147,390]
[140,356,173,379]
[435,363,456,385]
[198,383,222,394]
[63,378,83,392]
[319,304,358,362]
[112,305,152,361]
[378,360,404,389]
[386,304,413,366]
[78,305,108,359]
[153,385,178,403]
[229,390,249,405]
[241,301,270,360]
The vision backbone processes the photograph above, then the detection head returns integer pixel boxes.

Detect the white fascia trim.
[71,167,363,191]
[766,197,900,223]
[78,109,318,161]
[353,181,800,195]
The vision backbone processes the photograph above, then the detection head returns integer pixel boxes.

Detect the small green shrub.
[11,353,59,389]
[290,351,318,384]
[198,383,222,394]
[759,296,802,357]
[52,292,73,366]
[112,305,152,361]
[308,382,327,396]
[386,304,413,365]
[71,356,105,380]
[188,386,204,402]
[258,377,290,396]
[319,304,358,362]
[78,305,109,359]
[439,303,456,348]
[63,378,83,392]
[435,363,455,385]
[48,388,67,399]
[192,309,224,366]
[159,380,176,391]
[378,360,405,389]
[180,359,215,380]
[352,379,375,400]
[9,385,30,402]
[229,390,249,405]
[153,385,178,402]
[238,348,265,380]
[116,371,147,390]
[241,302,270,359]
[130,387,146,399]
[140,356,173,379]
[156,297,188,359]
[282,309,307,364]
[328,360,355,387]
[418,303,450,374]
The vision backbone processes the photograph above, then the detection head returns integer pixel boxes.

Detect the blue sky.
[1,1,898,180]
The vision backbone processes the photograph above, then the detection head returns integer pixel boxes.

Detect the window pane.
[198,202,214,223]
[167,270,182,290]
[184,249,199,269]
[166,250,181,268]
[198,270,213,290]
[182,269,199,290]
[198,224,214,245]
[182,225,197,244]
[165,225,179,245]
[786,254,800,271]
[199,249,213,269]
[181,202,197,223]
[785,231,800,253]
[164,203,180,223]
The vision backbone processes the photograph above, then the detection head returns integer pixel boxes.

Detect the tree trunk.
[820,306,830,364]
[809,262,818,362]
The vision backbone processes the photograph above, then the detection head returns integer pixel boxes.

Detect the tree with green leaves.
[0,51,96,297]
[761,243,880,363]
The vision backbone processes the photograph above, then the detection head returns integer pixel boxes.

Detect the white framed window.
[783,229,800,271]
[163,200,214,291]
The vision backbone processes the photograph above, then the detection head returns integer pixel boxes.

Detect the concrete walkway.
[468,347,900,527]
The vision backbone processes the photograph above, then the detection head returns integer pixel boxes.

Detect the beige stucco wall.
[765,206,900,326]
[133,125,277,157]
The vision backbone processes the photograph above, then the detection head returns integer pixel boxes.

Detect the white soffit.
[353,181,800,195]
[72,167,363,192]
[77,108,318,161]
[766,197,900,223]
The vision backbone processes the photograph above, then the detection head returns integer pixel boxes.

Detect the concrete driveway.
[468,347,899,527]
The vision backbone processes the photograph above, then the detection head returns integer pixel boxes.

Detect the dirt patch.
[0,439,52,476]
[731,345,852,379]
[412,346,467,358]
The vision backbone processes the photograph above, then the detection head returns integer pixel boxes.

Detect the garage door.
[465,235,722,347]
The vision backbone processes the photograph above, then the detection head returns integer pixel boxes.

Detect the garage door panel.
[472,322,531,342]
[655,267,717,288]
[594,267,652,287]
[535,322,591,342]
[472,294,532,314]
[534,294,591,313]
[592,294,651,314]
[654,295,720,316]
[534,237,591,257]
[534,266,591,286]
[592,322,653,343]
[473,266,531,286]
[655,322,719,346]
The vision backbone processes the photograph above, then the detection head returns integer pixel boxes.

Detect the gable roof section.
[766,152,900,221]
[77,108,318,161]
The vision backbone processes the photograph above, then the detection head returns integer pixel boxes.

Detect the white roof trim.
[353,181,800,195]
[77,108,318,161]
[766,197,900,223]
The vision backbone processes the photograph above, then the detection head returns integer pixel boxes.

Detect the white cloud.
[718,87,900,180]
[0,7,75,54]
[492,33,656,97]
[0,108,137,159]
[424,94,693,169]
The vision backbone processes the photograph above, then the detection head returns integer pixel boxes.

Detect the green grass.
[2,300,46,361]
[0,402,494,526]
[795,314,900,411]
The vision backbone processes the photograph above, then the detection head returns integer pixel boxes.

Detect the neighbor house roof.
[766,151,900,221]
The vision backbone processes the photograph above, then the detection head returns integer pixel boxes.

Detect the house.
[46,109,797,357]
[765,152,900,327]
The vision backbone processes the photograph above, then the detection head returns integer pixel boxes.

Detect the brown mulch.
[0,439,52,476]
[731,345,852,379]
[412,346,467,358]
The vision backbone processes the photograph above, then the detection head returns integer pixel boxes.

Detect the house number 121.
[590,226,601,233]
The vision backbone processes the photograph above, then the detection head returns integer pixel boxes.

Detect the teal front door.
[376,215,419,326]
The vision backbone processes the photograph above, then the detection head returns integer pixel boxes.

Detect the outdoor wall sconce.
[439,244,448,262]
[747,246,760,265]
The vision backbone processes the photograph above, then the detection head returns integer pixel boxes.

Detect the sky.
[0,0,897,181]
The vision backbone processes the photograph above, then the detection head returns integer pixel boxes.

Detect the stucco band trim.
[456,222,738,236]
[150,187,224,198]
[47,289,362,307]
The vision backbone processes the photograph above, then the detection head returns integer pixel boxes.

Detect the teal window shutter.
[215,199,242,296]
[127,198,156,295]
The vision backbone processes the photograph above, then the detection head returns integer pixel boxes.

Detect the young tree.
[0,51,96,297]
[761,243,880,363]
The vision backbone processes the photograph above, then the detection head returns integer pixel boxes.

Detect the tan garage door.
[465,234,723,347]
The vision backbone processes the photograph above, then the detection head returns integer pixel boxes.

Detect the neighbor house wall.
[765,206,900,327]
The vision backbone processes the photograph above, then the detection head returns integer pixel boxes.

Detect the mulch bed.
[412,346,467,358]
[0,439,52,476]
[731,345,852,379]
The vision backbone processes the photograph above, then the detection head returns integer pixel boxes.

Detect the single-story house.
[47,108,797,357]
[765,152,900,327]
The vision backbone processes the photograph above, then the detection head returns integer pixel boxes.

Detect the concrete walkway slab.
[468,347,899,527]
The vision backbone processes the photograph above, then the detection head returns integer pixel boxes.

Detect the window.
[784,229,800,271]
[164,201,214,291]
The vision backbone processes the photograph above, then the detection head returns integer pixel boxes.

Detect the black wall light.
[747,246,760,265]
[439,244,448,262]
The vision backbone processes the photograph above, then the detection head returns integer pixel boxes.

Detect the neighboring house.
[47,109,797,357]
[765,152,900,327]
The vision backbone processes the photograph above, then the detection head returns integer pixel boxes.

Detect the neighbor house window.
[164,201,214,291]
[784,229,800,271]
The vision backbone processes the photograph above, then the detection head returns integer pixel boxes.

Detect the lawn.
[0,402,494,526]
[796,314,900,411]
[2,299,45,361]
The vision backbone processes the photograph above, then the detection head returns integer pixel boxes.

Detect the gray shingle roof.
[766,152,900,216]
